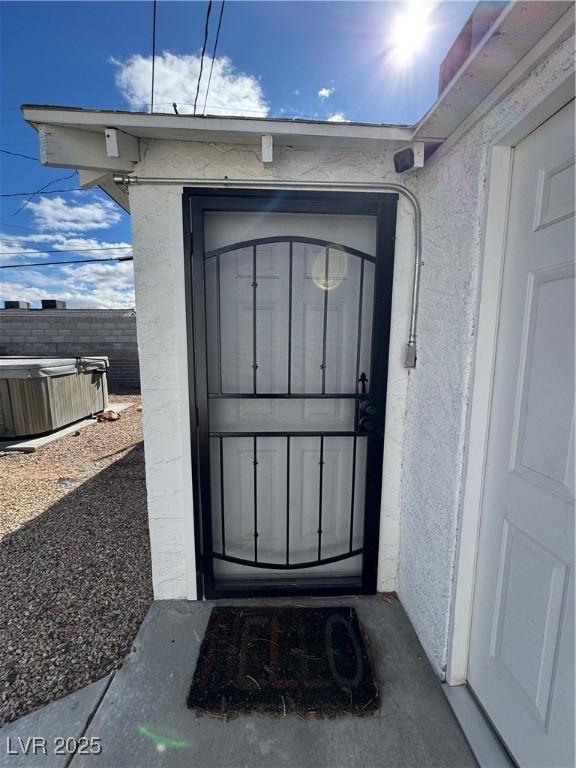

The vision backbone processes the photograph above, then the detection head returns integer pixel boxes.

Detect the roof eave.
[414,1,574,142]
[21,106,415,146]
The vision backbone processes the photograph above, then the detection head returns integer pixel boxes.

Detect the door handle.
[358,400,378,434]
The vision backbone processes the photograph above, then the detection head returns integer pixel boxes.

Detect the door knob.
[359,416,377,433]
[361,403,377,419]
[358,400,378,434]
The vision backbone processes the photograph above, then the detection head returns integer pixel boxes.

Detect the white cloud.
[293,89,301,96]
[318,87,334,101]
[1,228,134,308]
[1,261,135,309]
[0,232,132,261]
[327,112,349,123]
[26,195,122,232]
[112,52,269,117]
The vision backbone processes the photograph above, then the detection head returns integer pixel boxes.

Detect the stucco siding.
[125,31,574,672]
[398,32,575,676]
[129,142,415,599]
[129,184,192,599]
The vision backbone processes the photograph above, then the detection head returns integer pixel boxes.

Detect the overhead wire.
[202,0,226,115]
[11,171,79,216]
[0,256,134,269]
[193,0,213,115]
[0,189,85,197]
[0,246,132,256]
[0,148,39,161]
[1,222,48,232]
[151,0,158,112]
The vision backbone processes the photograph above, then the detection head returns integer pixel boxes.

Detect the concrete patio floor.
[2,596,476,768]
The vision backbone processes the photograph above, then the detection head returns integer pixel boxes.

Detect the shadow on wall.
[0,444,153,725]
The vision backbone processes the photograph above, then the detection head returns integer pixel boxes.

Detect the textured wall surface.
[129,184,195,600]
[127,31,574,676]
[398,33,575,675]
[0,309,140,392]
[129,143,415,600]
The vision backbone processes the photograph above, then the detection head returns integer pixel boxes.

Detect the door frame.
[182,188,398,599]
[446,74,575,685]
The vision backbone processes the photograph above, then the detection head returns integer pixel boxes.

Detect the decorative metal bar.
[219,436,226,555]
[318,435,324,561]
[286,435,290,565]
[349,435,357,552]
[252,245,258,395]
[321,248,330,395]
[253,435,258,562]
[217,253,223,395]
[210,430,357,438]
[205,235,375,263]
[208,393,358,399]
[212,548,364,570]
[287,241,293,395]
[355,258,365,394]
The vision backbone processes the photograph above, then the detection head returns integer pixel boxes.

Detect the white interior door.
[468,100,575,767]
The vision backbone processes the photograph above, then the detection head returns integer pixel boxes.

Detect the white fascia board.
[38,124,137,172]
[413,1,574,142]
[23,106,413,147]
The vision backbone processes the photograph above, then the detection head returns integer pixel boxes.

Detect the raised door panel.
[468,100,575,767]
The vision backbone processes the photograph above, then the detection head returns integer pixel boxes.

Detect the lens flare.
[137,724,188,751]
[312,249,347,290]
[389,0,435,67]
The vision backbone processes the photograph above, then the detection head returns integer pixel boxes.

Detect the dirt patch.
[0,395,153,725]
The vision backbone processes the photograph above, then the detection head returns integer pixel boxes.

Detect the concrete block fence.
[0,309,140,392]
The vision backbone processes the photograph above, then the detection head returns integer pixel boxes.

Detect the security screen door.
[185,190,398,598]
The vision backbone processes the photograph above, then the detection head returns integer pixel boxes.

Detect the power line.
[1,222,44,232]
[0,148,39,161]
[151,0,158,112]
[0,256,134,269]
[11,171,78,217]
[1,189,84,197]
[202,0,226,116]
[0,246,132,256]
[193,0,213,115]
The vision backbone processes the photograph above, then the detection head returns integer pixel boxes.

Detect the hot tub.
[0,357,109,438]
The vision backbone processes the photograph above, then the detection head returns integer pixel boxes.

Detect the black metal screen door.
[185,191,398,598]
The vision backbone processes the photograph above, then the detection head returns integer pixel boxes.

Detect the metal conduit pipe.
[113,175,422,368]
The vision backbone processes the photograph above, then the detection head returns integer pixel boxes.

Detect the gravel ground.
[0,395,153,725]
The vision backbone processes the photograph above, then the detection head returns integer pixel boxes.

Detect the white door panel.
[468,100,575,767]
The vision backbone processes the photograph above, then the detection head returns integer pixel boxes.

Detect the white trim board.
[445,77,576,684]
[422,7,575,169]
[442,684,514,768]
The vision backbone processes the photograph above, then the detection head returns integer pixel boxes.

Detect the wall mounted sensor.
[394,147,414,173]
[394,142,425,173]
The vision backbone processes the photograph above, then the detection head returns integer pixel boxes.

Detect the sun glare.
[390,1,435,67]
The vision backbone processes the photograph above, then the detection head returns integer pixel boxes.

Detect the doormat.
[187,606,379,717]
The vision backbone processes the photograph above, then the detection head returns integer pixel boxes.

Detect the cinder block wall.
[0,309,140,392]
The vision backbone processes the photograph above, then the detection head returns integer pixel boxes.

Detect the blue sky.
[0,0,476,308]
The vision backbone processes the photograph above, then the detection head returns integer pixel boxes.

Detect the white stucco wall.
[127,30,573,676]
[129,140,415,600]
[398,33,575,676]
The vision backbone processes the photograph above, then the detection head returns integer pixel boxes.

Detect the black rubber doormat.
[187,606,379,717]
